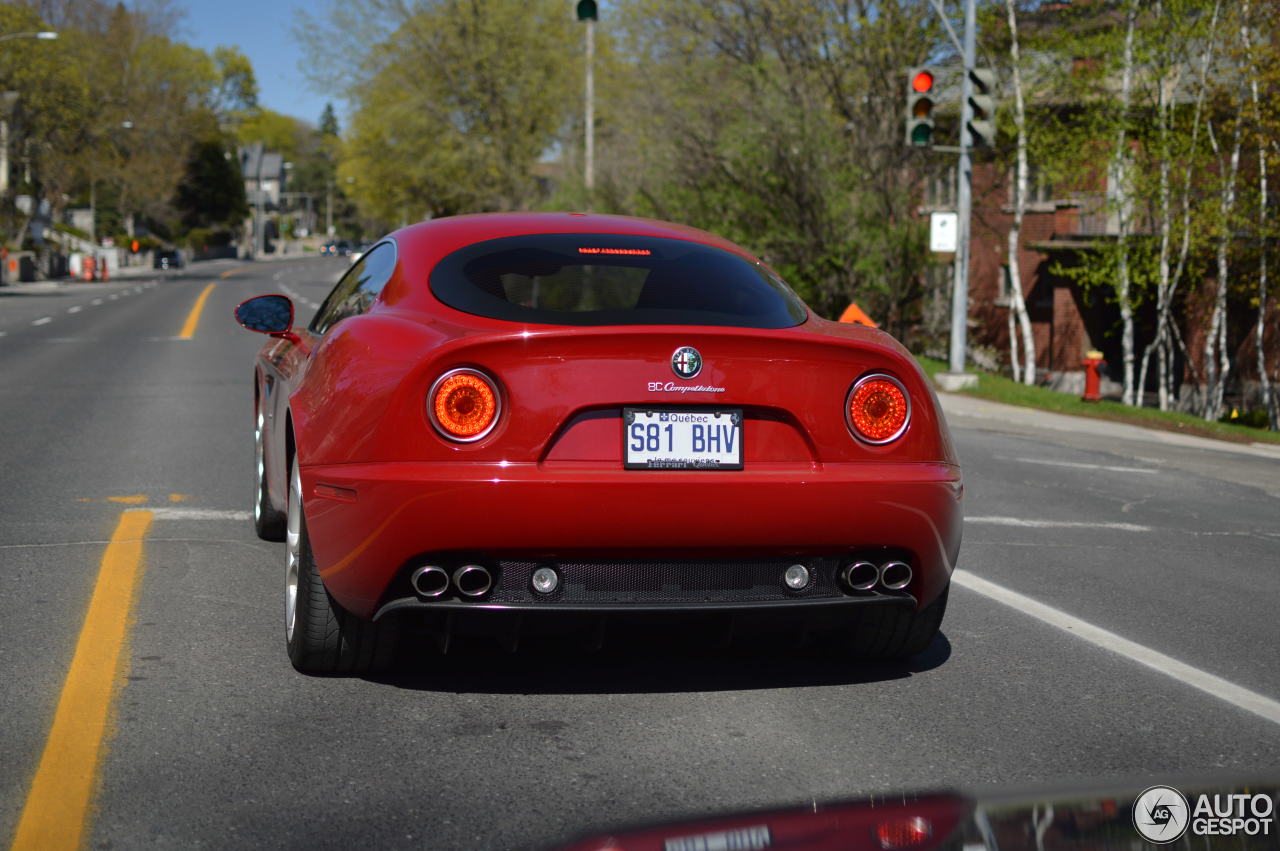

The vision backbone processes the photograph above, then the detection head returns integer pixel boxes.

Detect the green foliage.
[0,2,253,249]
[305,0,576,224]
[174,137,248,231]
[236,109,308,160]
[576,0,944,335]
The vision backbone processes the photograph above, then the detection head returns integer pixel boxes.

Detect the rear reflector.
[430,368,500,441]
[847,374,910,444]
[876,816,931,849]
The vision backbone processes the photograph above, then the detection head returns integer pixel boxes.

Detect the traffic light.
[576,0,597,21]
[967,68,997,147]
[905,67,936,148]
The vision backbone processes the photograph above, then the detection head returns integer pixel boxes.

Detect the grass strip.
[915,355,1280,446]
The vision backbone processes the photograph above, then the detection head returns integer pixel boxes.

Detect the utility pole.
[937,0,979,391]
[577,1,598,206]
[326,177,334,237]
[254,143,265,258]
[585,17,594,197]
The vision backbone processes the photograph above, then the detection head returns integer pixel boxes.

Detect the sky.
[174,0,339,128]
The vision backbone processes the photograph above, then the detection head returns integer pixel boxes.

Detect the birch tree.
[1112,0,1139,406]
[1239,0,1278,429]
[1136,0,1218,412]
[1202,24,1246,422]
[1003,0,1035,385]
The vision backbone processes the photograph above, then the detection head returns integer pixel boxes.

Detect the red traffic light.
[911,70,934,93]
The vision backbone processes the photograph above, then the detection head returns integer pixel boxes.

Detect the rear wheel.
[285,456,397,674]
[845,584,949,661]
[253,409,286,541]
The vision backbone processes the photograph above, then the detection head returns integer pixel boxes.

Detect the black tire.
[253,408,286,541]
[285,457,397,674]
[845,584,949,661]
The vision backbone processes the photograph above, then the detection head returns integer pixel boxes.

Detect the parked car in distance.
[153,249,183,270]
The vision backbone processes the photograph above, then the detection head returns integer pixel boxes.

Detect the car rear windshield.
[429,234,809,328]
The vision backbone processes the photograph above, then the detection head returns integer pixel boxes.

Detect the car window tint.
[310,242,397,334]
[430,234,808,329]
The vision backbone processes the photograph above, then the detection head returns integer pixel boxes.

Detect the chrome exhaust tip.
[841,561,880,592]
[410,565,449,598]
[453,564,493,598]
[879,561,912,591]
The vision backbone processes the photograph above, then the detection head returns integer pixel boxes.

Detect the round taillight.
[429,368,500,442]
[846,374,910,444]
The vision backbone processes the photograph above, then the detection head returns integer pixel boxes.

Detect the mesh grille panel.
[488,557,847,604]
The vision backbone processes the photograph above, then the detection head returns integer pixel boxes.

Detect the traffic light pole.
[940,0,979,390]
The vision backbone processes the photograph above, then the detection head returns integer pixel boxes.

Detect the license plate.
[623,408,743,470]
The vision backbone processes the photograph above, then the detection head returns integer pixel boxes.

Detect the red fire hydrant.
[1082,349,1105,402]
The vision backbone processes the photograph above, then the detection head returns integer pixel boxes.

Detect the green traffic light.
[576,0,598,20]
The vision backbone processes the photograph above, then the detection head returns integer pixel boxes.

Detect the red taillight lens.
[877,816,931,849]
[847,375,910,443]
[430,369,499,441]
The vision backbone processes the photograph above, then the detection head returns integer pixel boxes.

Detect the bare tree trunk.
[1007,302,1021,380]
[1152,1,1220,410]
[1243,9,1277,430]
[1140,0,1174,410]
[1204,112,1243,421]
[1114,0,1138,406]
[1005,0,1036,385]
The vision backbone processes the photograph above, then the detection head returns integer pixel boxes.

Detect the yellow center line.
[11,510,154,851]
[177,282,216,340]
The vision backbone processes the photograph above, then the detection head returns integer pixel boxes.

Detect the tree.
[595,0,945,332]
[174,136,247,232]
[1002,0,1037,385]
[300,0,577,224]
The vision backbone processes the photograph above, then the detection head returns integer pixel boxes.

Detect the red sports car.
[234,213,962,674]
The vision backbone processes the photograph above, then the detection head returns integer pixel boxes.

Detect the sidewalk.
[937,390,1280,460]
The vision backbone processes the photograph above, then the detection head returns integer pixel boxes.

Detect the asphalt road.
[1,258,1277,849]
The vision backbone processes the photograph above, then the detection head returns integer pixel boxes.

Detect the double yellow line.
[11,511,153,850]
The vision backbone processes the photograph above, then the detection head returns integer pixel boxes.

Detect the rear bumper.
[300,460,962,620]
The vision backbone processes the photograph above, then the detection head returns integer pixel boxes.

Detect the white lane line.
[1004,456,1159,474]
[954,570,1280,726]
[91,299,103,306]
[32,317,52,326]
[0,331,8,337]
[967,516,1152,532]
[67,306,83,314]
[272,271,283,280]
[108,294,118,301]
[134,508,251,521]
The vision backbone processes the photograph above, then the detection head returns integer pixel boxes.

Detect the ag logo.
[671,346,703,380]
[1133,785,1190,844]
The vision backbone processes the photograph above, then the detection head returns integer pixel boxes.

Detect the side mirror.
[234,294,295,335]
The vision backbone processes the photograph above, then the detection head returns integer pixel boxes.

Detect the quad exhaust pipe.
[841,561,880,591]
[410,565,450,598]
[878,561,912,591]
[840,559,913,593]
[453,564,493,598]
